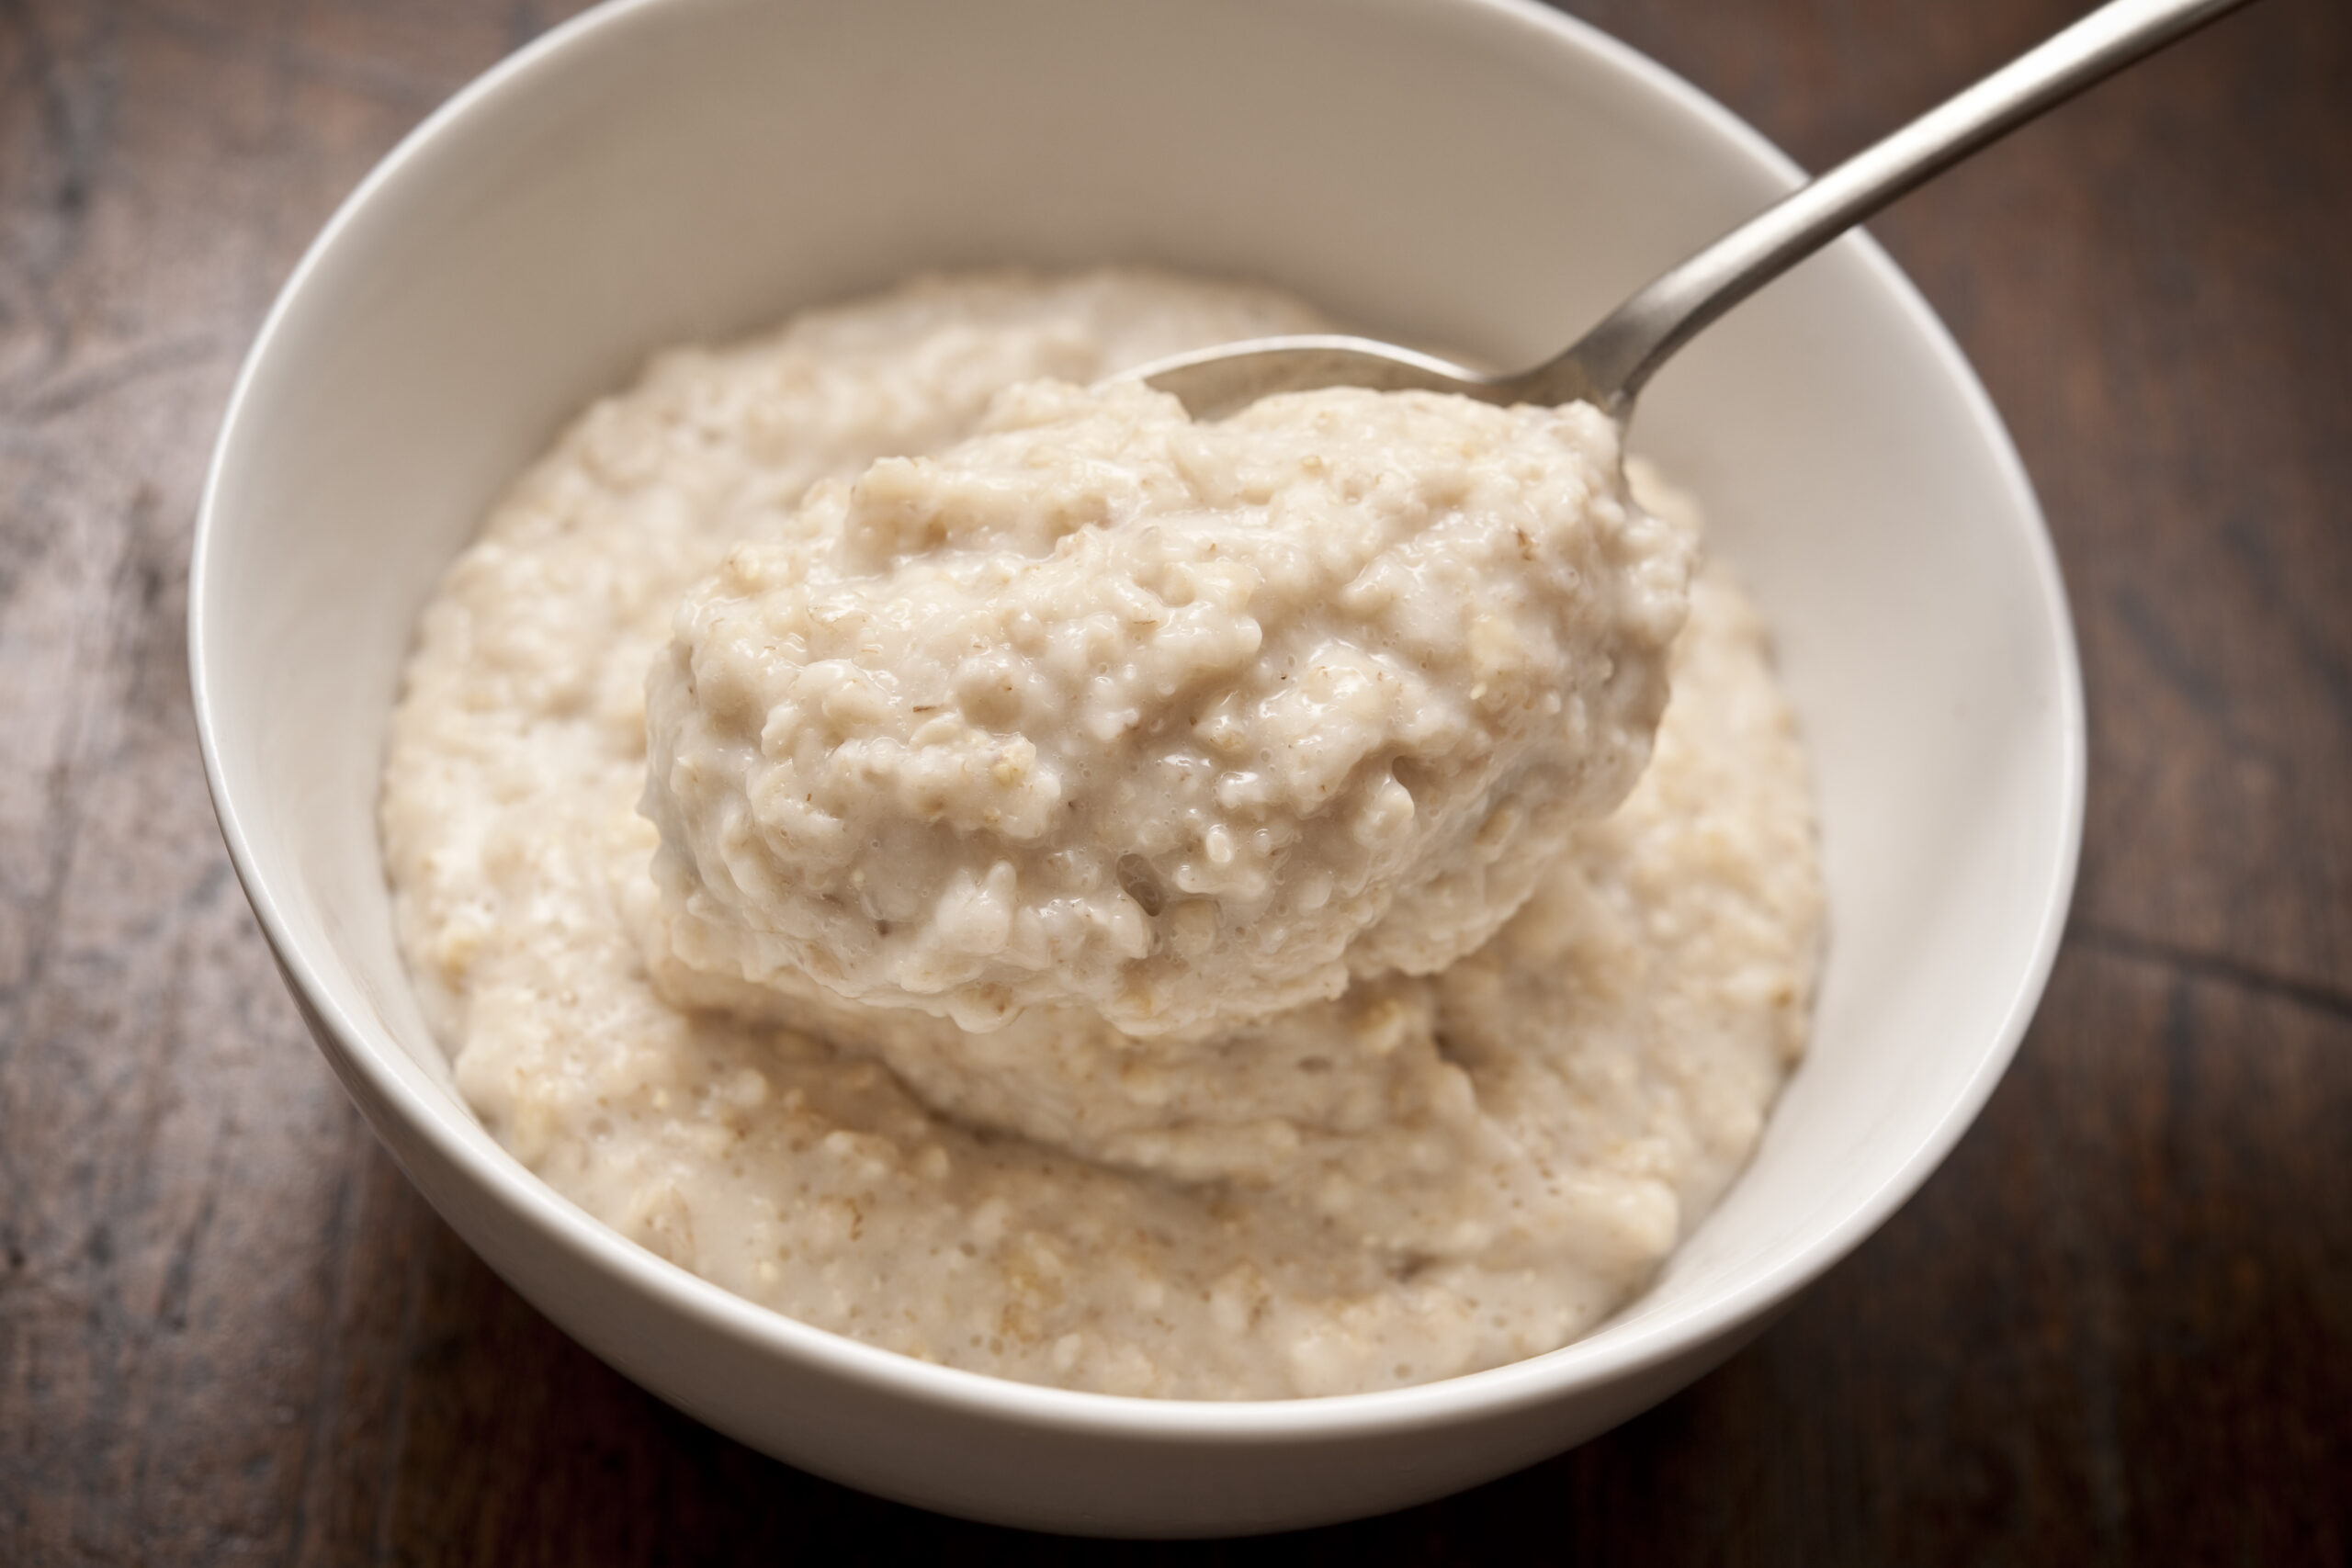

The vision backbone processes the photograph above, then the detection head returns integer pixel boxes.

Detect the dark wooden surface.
[3,0,2346,1560]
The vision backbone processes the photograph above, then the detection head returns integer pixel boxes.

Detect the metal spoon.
[1124,0,2255,423]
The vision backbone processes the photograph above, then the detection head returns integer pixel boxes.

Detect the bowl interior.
[193,0,2080,1529]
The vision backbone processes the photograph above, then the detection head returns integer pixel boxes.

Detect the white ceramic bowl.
[190,0,2082,1537]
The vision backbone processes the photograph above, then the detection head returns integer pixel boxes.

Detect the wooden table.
[4,0,2345,1559]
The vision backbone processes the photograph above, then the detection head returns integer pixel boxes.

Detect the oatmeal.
[643,378,1689,1038]
[380,269,1824,1399]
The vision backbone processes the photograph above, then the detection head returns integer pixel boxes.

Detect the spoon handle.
[1531,0,2259,415]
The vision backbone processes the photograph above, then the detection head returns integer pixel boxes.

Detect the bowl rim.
[189,0,2086,1441]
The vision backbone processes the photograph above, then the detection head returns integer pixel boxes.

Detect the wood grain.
[3,0,2346,1560]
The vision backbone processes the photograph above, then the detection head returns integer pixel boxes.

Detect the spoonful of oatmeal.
[642,377,1687,1039]
[1122,0,2256,423]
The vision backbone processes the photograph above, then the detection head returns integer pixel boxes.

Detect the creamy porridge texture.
[644,379,1690,1039]
[381,270,1825,1399]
